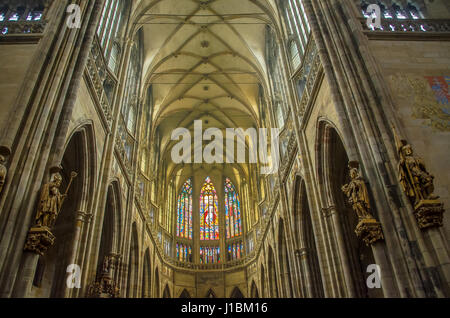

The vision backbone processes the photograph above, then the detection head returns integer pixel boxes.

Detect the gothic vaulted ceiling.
[130,0,281,182]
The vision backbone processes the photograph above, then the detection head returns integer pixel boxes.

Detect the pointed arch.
[32,122,96,297]
[179,289,191,298]
[224,177,242,239]
[127,223,139,298]
[230,287,244,298]
[142,248,152,298]
[200,176,219,240]
[176,178,193,239]
[163,284,171,298]
[292,176,324,297]
[206,288,217,298]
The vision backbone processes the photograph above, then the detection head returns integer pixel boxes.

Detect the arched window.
[227,242,243,261]
[200,246,220,264]
[176,179,193,239]
[289,40,301,70]
[200,177,219,240]
[224,178,242,238]
[176,243,192,263]
[281,0,311,70]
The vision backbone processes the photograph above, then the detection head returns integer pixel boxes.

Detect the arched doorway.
[126,223,139,297]
[32,126,94,297]
[277,219,293,297]
[230,287,244,298]
[318,122,379,298]
[142,248,151,298]
[179,289,190,298]
[206,289,216,298]
[293,177,324,297]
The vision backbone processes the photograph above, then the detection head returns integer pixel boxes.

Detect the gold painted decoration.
[389,74,450,131]
[393,127,445,229]
[24,171,77,255]
[342,161,384,246]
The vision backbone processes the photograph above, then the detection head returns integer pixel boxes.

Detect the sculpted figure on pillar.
[35,173,66,228]
[24,171,77,255]
[342,163,373,220]
[397,142,438,205]
[393,126,444,229]
[0,155,6,194]
[342,161,383,246]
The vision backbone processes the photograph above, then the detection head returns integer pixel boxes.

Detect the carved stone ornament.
[23,226,55,256]
[355,218,384,247]
[393,126,445,230]
[87,255,120,298]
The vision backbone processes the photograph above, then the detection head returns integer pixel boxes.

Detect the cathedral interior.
[0,0,449,299]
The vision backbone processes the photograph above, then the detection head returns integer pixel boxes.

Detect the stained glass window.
[176,179,193,239]
[200,246,220,264]
[176,243,192,263]
[200,177,219,240]
[227,242,244,261]
[224,178,242,239]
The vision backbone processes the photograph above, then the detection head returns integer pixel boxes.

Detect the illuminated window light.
[9,13,19,21]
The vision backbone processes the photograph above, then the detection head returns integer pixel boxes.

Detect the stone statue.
[398,143,438,205]
[0,155,6,194]
[342,164,373,220]
[392,125,444,230]
[35,173,66,228]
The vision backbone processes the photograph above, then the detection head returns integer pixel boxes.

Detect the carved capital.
[23,226,55,256]
[414,200,445,230]
[354,218,384,246]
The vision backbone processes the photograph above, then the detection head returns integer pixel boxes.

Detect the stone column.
[64,210,92,298]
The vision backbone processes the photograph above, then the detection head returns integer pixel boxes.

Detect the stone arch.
[206,288,216,298]
[277,218,293,297]
[292,176,324,297]
[96,180,122,279]
[142,248,152,298]
[126,222,139,298]
[230,287,244,298]
[316,120,379,298]
[179,289,191,298]
[32,123,96,297]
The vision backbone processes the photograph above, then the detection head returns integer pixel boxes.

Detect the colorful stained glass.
[200,177,219,240]
[176,179,193,239]
[224,178,242,239]
[227,242,244,261]
[200,246,220,264]
[176,243,192,262]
